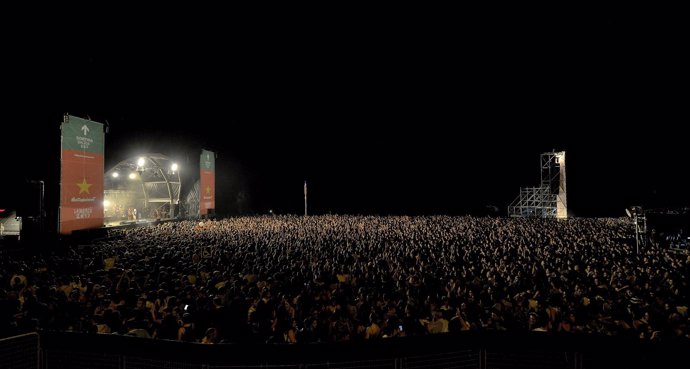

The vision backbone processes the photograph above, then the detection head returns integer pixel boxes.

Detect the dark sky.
[1,7,687,217]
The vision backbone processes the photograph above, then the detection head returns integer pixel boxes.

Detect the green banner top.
[62,115,105,153]
[200,149,215,172]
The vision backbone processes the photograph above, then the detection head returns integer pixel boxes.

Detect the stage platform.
[104,217,169,228]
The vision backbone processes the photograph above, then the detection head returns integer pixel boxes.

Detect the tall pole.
[39,180,44,234]
[304,181,307,216]
[634,213,639,255]
[28,180,45,235]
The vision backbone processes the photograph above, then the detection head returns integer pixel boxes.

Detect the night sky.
[1,7,687,218]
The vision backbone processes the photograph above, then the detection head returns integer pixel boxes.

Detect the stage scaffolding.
[508,151,567,219]
[104,153,181,223]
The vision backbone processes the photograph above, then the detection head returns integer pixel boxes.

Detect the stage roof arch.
[104,153,181,224]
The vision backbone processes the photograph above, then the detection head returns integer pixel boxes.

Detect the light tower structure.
[626,206,647,254]
[508,151,567,219]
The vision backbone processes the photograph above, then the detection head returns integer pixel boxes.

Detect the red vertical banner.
[60,115,105,234]
[200,149,215,216]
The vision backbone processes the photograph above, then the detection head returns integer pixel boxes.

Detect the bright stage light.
[171,163,178,172]
[112,172,119,178]
[137,157,146,167]
[103,200,110,208]
[129,172,137,180]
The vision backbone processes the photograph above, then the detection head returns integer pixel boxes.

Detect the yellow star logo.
[77,178,92,194]
[206,185,212,195]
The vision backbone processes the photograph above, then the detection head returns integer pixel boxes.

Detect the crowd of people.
[1,215,688,344]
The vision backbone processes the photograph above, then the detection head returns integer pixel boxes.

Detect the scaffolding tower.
[508,151,567,219]
[627,206,647,254]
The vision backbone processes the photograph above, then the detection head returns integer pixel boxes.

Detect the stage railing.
[1,330,688,369]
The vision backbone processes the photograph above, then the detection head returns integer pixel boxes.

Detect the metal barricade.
[0,333,39,369]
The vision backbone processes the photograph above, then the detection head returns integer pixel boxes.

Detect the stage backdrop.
[59,115,104,235]
[200,149,215,216]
